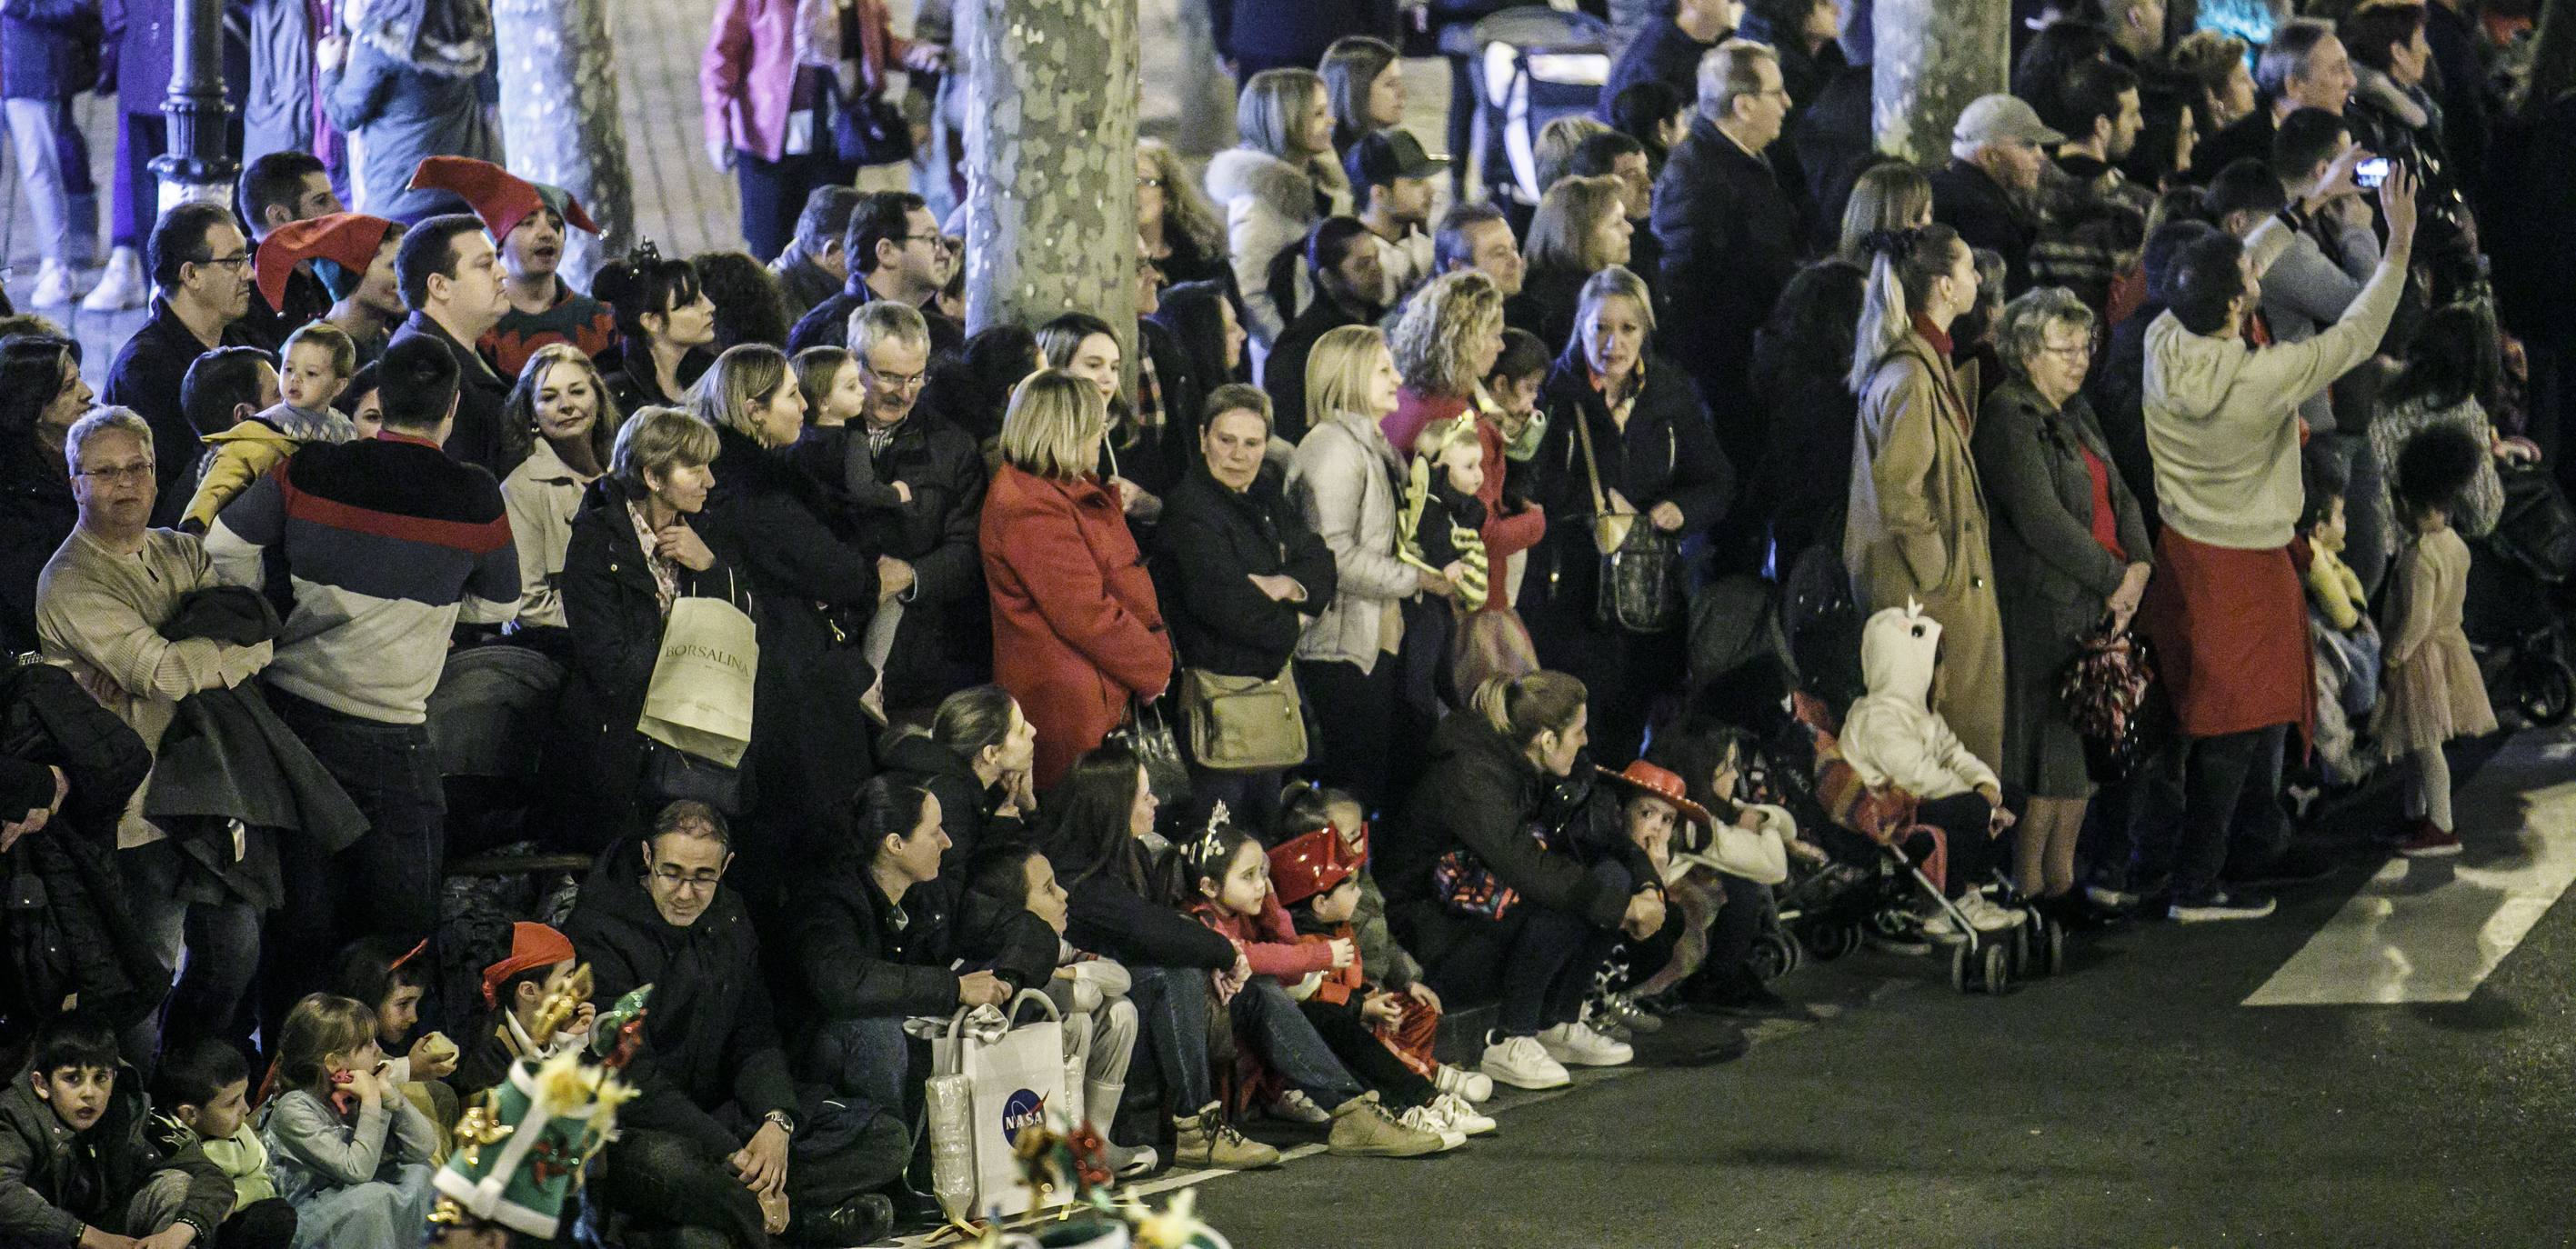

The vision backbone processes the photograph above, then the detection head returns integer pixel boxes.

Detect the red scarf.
[1911,312,1954,358]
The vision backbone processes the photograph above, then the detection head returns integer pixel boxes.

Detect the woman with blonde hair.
[1837,160,1936,262]
[1385,270,1548,613]
[983,371,1175,788]
[690,344,888,822]
[500,344,626,635]
[1523,265,1731,762]
[1138,139,1231,288]
[1842,224,2006,769]
[1206,69,1352,351]
[1511,175,1636,351]
[1288,325,1448,804]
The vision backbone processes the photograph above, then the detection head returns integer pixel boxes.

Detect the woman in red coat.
[1381,271,1546,613]
[982,370,1175,789]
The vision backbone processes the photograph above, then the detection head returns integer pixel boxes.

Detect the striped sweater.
[205,432,520,724]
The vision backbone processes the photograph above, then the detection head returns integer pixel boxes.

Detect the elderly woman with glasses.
[1970,287,2151,914]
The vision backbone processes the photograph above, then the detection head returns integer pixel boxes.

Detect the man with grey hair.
[2186,18,2358,184]
[1651,37,1810,509]
[807,299,987,714]
[35,405,276,1062]
[1932,94,2064,295]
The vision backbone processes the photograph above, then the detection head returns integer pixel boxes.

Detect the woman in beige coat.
[1842,224,2006,770]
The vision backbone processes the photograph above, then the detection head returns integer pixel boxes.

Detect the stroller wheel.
[2044,918,2069,977]
[1950,941,1975,992]
[1749,929,1799,983]
[1980,942,2013,994]
[2507,653,2576,727]
[1812,922,1861,961]
[2009,922,2032,978]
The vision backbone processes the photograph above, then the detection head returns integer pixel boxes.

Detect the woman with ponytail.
[1381,672,1667,1093]
[1842,224,2008,770]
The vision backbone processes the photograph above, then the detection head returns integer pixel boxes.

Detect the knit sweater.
[205,432,519,724]
[2142,215,2406,549]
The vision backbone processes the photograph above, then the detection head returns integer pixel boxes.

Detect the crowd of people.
[0,0,2556,1243]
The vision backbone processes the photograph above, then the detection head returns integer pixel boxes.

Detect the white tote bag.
[636,580,759,769]
[930,991,1067,1218]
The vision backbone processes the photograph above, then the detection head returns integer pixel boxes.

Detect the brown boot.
[1172,1103,1282,1169]
[1323,1091,1447,1157]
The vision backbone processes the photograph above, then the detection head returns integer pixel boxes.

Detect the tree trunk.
[492,0,636,286]
[1871,0,2010,165]
[961,0,1140,374]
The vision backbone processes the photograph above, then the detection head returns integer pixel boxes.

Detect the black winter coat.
[1653,115,1812,442]
[562,839,797,1156]
[1521,350,1734,621]
[875,731,1028,897]
[0,1063,230,1245]
[0,431,75,656]
[99,302,253,531]
[1261,293,1374,445]
[786,859,965,1029]
[1050,837,1232,972]
[1504,265,1589,357]
[1380,712,1634,931]
[2084,302,2162,538]
[386,313,510,476]
[1152,465,1337,679]
[1929,158,2037,296]
[556,477,747,832]
[787,410,988,707]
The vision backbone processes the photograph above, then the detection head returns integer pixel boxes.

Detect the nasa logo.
[1001,1088,1047,1143]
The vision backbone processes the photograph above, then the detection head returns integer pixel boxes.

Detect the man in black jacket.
[566,803,903,1246]
[385,215,511,475]
[101,203,256,521]
[786,192,963,356]
[232,151,344,353]
[1653,39,1810,489]
[1930,94,2060,297]
[1261,218,1385,443]
[1599,0,1738,119]
[2185,19,2355,184]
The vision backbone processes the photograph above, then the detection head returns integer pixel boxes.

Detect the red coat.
[1384,388,1548,612]
[981,465,1173,788]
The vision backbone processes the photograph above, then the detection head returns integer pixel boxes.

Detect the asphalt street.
[1180,729,2576,1249]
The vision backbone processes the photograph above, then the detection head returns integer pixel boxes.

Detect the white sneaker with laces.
[81,247,147,312]
[1435,1063,1495,1104]
[1478,1033,1571,1090]
[1396,1104,1466,1150]
[1268,1088,1332,1124]
[29,261,78,306]
[1431,1091,1498,1135]
[1537,1021,1633,1067]
[1962,892,2026,932]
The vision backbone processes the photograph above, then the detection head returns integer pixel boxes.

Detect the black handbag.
[1573,410,1683,634]
[1105,698,1191,811]
[833,90,916,166]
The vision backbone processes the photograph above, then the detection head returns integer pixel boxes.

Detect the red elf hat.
[1268,826,1363,907]
[480,921,576,1007]
[406,155,600,244]
[254,212,399,311]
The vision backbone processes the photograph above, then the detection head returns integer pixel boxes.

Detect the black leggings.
[1914,793,2004,897]
[1299,995,1438,1111]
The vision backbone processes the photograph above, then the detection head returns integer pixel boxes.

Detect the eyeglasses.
[864,366,928,391]
[192,253,253,270]
[649,864,725,891]
[75,464,154,485]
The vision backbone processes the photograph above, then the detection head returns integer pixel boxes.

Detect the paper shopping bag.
[636,595,758,769]
[930,992,1067,1218]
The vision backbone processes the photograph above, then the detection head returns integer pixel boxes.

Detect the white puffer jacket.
[1204,146,1349,350]
[1839,602,2000,801]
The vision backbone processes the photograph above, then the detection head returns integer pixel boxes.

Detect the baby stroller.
[2465,463,2576,727]
[1468,5,1610,209]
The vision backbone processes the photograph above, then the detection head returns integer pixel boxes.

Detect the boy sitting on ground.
[0,1014,234,1248]
[146,1041,297,1249]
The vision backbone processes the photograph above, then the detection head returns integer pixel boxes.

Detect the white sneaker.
[1961,891,2026,933]
[1920,907,1967,942]
[1430,1091,1498,1135]
[1396,1104,1467,1150]
[28,261,77,306]
[1478,1033,1570,1090]
[1435,1063,1494,1104]
[81,247,147,312]
[1536,1021,1633,1067]
[1268,1088,1333,1124]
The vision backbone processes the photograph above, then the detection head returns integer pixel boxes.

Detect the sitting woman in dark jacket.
[689,345,883,833]
[1037,743,1278,1170]
[875,684,1039,907]
[1380,671,1666,1094]
[1521,266,1733,762]
[1152,385,1338,824]
[786,778,1038,1118]
[557,405,737,841]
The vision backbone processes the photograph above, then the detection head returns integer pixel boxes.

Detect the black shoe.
[785,1194,895,1244]
[2168,885,2276,923]
[1699,974,1798,1018]
[2223,845,2335,888]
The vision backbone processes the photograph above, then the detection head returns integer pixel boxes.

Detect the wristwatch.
[764,1109,797,1136]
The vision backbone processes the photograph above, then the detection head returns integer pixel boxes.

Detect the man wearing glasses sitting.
[567,799,907,1245]
[102,203,259,517]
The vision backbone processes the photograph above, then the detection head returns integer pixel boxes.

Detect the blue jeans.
[266,688,447,941]
[1128,966,1361,1113]
[117,840,262,1071]
[2175,724,2290,900]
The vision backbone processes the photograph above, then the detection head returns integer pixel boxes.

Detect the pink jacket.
[701,0,913,164]
[1188,895,1336,982]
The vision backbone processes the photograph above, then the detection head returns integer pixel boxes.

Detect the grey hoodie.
[2143,215,2406,549]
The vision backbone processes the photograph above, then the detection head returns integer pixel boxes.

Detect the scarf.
[351,0,493,78]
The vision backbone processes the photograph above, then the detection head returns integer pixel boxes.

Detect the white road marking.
[2246,727,2576,1006]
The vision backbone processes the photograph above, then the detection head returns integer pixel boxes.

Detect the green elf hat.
[429,1048,637,1238]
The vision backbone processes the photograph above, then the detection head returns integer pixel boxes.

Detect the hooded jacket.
[2141,215,2405,549]
[0,1062,230,1245]
[1380,712,1633,932]
[561,839,797,1156]
[1204,147,1343,348]
[1836,603,1999,801]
